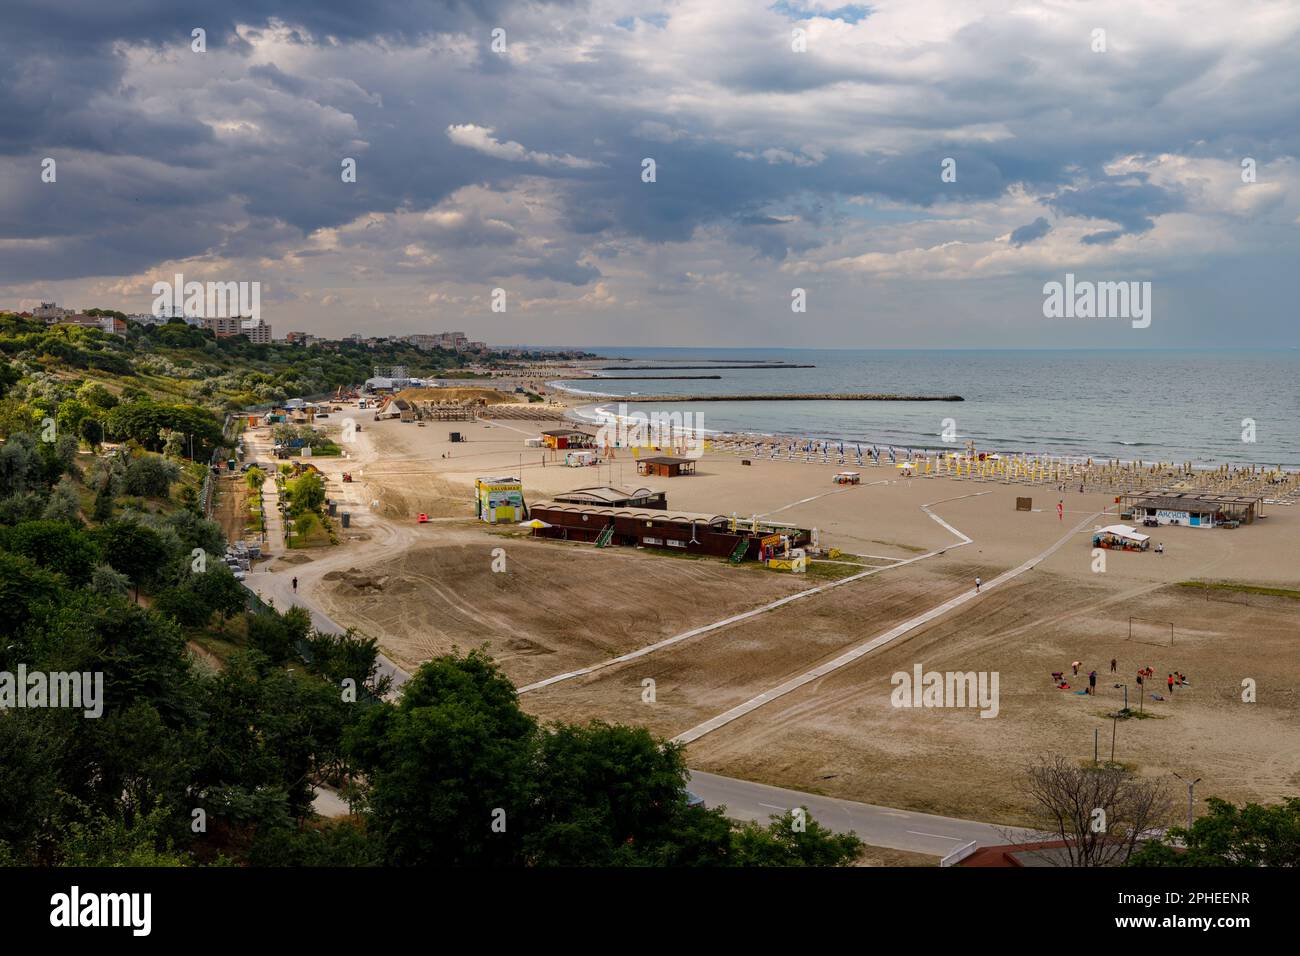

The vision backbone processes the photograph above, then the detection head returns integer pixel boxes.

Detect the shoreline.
[552,397,1300,482]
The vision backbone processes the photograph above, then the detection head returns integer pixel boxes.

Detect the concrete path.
[671,508,1099,745]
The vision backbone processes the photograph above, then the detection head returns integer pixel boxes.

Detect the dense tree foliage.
[1129,797,1300,867]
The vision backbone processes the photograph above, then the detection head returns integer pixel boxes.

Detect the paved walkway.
[672,508,1100,745]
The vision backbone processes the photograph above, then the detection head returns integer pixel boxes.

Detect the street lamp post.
[1173,773,1202,831]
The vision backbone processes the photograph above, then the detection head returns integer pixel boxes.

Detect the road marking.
[670,507,1100,745]
[517,492,989,694]
[906,830,964,841]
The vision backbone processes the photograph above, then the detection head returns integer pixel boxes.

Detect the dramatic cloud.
[1,0,1298,346]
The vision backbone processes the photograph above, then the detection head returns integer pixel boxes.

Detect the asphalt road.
[686,770,1028,858]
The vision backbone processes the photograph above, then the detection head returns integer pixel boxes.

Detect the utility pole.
[1110,715,1118,765]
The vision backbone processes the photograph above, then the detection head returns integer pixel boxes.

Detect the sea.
[551,348,1300,468]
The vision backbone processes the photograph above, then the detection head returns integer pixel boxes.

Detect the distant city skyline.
[2,1,1298,348]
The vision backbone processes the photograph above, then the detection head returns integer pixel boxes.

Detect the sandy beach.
[243,391,1300,828]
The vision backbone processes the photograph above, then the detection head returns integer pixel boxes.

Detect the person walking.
[975,576,981,593]
[1089,670,1096,693]
[1110,657,1117,673]
[1167,673,1175,695]
[292,576,298,593]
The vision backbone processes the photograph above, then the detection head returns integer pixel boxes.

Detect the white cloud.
[446,124,604,170]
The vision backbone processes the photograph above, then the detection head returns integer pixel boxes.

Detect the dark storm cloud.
[1009,217,1051,246]
[0,1,579,48]
[1047,178,1183,244]
[1,0,1297,318]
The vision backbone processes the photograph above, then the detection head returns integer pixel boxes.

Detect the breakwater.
[600,393,964,402]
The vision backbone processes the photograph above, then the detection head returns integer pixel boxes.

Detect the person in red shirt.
[1167,674,1175,694]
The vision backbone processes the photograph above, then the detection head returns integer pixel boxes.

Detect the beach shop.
[475,476,527,524]
[636,455,697,478]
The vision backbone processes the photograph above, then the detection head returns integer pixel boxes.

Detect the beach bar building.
[636,455,697,478]
[475,476,526,524]
[526,501,809,560]
[1119,490,1264,528]
[541,428,592,450]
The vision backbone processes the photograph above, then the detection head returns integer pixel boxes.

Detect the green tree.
[79,416,105,449]
[76,381,118,410]
[1129,797,1300,867]
[93,519,173,599]
[345,651,537,866]
[0,550,66,636]
[730,809,863,866]
[42,479,83,525]
[124,454,181,497]
[286,471,325,515]
[0,520,100,586]
[526,721,713,866]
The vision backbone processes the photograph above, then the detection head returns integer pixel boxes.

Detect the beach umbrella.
[519,519,552,529]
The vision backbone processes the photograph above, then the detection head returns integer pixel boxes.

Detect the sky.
[1,0,1298,348]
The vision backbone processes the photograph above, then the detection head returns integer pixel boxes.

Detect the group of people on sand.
[1049,658,1191,701]
[1137,667,1191,701]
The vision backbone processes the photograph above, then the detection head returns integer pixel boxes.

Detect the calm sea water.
[553,349,1300,467]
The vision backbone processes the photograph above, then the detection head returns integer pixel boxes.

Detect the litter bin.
[328,501,337,516]
[341,512,350,528]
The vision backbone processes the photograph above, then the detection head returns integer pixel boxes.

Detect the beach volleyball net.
[1127,617,1174,646]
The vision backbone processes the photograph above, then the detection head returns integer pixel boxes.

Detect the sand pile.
[323,568,389,594]
[396,386,519,405]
